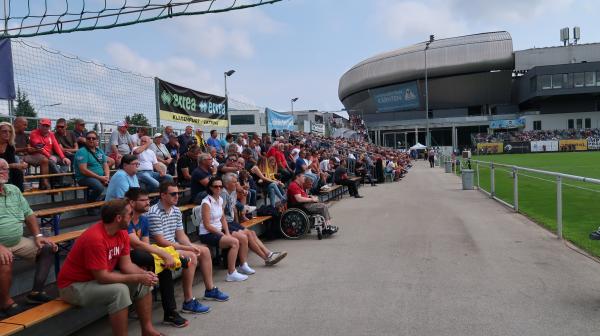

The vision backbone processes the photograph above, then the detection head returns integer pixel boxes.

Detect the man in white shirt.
[133,136,173,192]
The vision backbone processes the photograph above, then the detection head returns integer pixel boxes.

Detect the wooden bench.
[24,172,74,180]
[0,300,72,336]
[48,229,86,244]
[23,186,87,197]
[241,216,272,229]
[319,185,343,202]
[0,323,23,336]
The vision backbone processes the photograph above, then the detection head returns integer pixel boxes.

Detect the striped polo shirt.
[147,201,184,244]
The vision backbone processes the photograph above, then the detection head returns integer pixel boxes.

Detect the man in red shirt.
[57,200,162,336]
[287,172,337,235]
[28,118,71,187]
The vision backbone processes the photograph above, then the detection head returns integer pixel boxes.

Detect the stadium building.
[338,30,600,149]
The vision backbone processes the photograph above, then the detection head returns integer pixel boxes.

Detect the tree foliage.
[15,89,37,119]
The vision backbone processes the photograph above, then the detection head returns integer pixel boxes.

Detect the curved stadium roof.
[338,31,514,102]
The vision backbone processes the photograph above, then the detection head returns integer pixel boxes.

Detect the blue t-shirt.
[190,166,212,201]
[74,147,107,180]
[128,215,149,239]
[105,170,140,201]
[206,137,222,151]
[295,157,306,174]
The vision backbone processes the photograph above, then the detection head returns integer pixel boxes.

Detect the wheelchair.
[279,206,330,240]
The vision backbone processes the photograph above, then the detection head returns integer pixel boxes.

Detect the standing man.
[161,126,175,145]
[29,118,72,187]
[109,120,133,168]
[58,200,162,336]
[178,126,195,155]
[428,147,435,168]
[148,181,229,314]
[0,159,57,316]
[74,131,110,204]
[206,130,222,152]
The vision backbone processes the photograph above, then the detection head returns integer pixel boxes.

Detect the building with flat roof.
[338,31,600,149]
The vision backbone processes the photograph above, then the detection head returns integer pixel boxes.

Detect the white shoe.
[237,263,256,275]
[244,205,257,213]
[226,270,248,282]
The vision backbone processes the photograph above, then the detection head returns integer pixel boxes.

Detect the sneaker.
[225,270,248,282]
[265,251,288,266]
[1,303,26,317]
[244,205,257,213]
[26,291,53,304]
[354,195,363,199]
[237,262,256,275]
[163,311,189,328]
[203,287,230,302]
[181,298,211,314]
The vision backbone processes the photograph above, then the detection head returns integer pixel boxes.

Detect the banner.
[0,39,15,100]
[370,81,421,112]
[503,141,530,154]
[489,118,525,129]
[311,123,324,135]
[530,140,558,152]
[266,108,294,131]
[476,143,503,154]
[588,137,600,150]
[559,139,587,151]
[157,78,228,127]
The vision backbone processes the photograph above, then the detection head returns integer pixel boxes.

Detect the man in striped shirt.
[148,181,229,315]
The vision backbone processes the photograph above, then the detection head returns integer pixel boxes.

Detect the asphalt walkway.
[83,161,600,335]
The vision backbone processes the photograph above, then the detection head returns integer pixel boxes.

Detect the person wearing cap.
[29,118,71,187]
[133,136,174,192]
[149,133,173,172]
[109,121,134,167]
[74,131,109,207]
[177,126,195,155]
[71,118,87,148]
[194,129,207,152]
[54,118,78,163]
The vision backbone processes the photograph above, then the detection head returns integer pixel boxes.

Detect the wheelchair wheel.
[279,208,310,239]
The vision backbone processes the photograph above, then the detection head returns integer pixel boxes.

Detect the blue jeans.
[267,182,285,205]
[247,188,257,206]
[78,177,105,201]
[137,170,173,192]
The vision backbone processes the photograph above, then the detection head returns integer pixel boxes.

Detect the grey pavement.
[82,161,600,335]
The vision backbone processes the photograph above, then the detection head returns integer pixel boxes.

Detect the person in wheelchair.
[286,172,338,235]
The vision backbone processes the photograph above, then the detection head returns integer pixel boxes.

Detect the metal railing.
[457,158,600,239]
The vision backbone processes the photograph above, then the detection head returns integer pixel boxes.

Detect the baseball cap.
[153,133,163,138]
[116,120,128,127]
[40,118,51,126]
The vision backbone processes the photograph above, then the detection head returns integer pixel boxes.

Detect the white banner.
[588,137,600,150]
[311,123,324,134]
[530,140,559,152]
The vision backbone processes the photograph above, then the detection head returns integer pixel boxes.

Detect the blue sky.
[15,0,600,113]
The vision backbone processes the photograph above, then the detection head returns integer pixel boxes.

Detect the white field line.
[487,166,600,194]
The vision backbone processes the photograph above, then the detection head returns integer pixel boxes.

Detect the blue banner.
[267,108,295,131]
[370,81,420,112]
[490,118,525,129]
[0,39,16,100]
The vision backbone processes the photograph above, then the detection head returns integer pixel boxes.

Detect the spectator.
[206,129,222,152]
[105,154,140,201]
[161,126,175,145]
[197,177,250,282]
[208,146,220,170]
[194,129,207,152]
[356,154,376,187]
[334,159,362,198]
[221,173,287,265]
[29,118,71,187]
[54,118,78,162]
[0,158,57,316]
[177,144,201,188]
[217,153,239,179]
[246,153,285,206]
[267,142,292,182]
[148,181,229,314]
[287,171,337,235]
[149,133,173,174]
[165,135,180,176]
[71,118,87,148]
[57,200,161,336]
[178,126,195,155]
[190,153,214,204]
[130,127,146,147]
[133,136,174,192]
[0,122,27,191]
[225,133,238,155]
[74,131,110,206]
[109,120,133,167]
[14,117,51,189]
[125,188,189,328]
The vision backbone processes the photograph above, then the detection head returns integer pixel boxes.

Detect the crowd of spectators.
[0,116,411,333]
[473,128,600,144]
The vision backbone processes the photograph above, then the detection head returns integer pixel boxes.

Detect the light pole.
[424,34,434,147]
[291,97,299,130]
[224,69,235,134]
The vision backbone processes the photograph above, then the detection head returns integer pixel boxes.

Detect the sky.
[9,0,600,113]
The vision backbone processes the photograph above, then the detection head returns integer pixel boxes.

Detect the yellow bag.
[151,245,182,274]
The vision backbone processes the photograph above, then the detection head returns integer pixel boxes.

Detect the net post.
[556,176,563,239]
[513,167,518,212]
[490,162,495,197]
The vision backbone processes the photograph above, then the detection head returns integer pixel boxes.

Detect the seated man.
[190,153,214,204]
[125,188,189,328]
[148,181,229,314]
[334,159,362,198]
[54,118,78,163]
[29,118,72,187]
[57,200,161,336]
[0,159,57,316]
[108,121,133,167]
[221,173,286,266]
[176,145,201,188]
[13,117,50,189]
[133,136,173,192]
[105,155,140,201]
[287,172,337,235]
[74,131,109,204]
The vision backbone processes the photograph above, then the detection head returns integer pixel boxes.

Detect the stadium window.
[539,75,552,89]
[533,120,542,130]
[597,71,600,86]
[568,119,574,129]
[552,74,563,89]
[585,72,596,87]
[529,77,537,92]
[577,119,583,129]
[565,73,573,88]
[230,114,255,125]
[585,118,592,128]
[574,72,585,87]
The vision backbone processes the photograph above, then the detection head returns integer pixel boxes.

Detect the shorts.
[8,237,39,260]
[228,222,245,232]
[20,154,47,166]
[199,233,223,247]
[60,279,151,315]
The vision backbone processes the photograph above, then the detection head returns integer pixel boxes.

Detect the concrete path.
[83,161,600,335]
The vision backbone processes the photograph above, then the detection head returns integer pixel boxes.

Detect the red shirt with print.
[29,129,66,160]
[57,222,130,288]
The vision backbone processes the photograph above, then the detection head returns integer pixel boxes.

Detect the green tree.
[125,113,151,134]
[15,89,37,119]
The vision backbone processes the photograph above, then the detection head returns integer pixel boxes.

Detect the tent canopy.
[410,143,427,150]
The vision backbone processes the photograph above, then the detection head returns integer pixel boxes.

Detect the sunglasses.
[168,192,179,197]
[211,185,223,189]
[127,162,140,166]
[56,125,65,129]
[86,137,97,140]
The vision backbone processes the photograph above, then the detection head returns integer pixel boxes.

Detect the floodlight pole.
[224,70,235,134]
[424,34,434,147]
